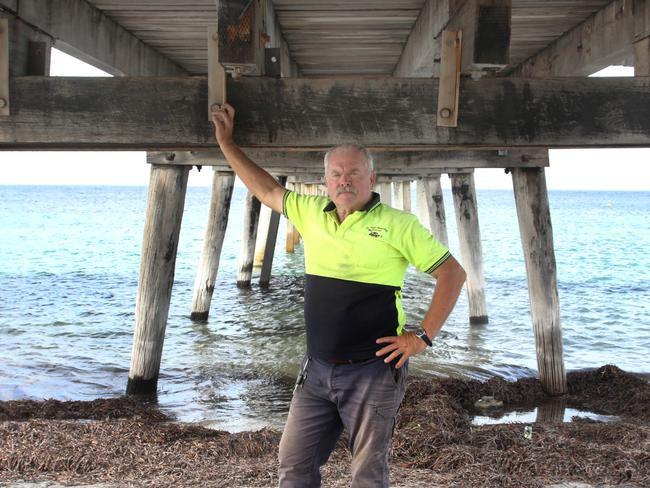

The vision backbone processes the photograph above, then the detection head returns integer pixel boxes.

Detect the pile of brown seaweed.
[0,365,648,487]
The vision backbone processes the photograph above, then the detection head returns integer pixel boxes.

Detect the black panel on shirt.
[304,274,400,361]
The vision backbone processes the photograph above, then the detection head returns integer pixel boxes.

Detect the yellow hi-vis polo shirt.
[283,190,450,361]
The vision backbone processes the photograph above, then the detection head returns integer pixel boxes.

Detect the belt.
[326,357,374,365]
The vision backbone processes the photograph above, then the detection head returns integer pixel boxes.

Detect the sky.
[0,49,648,191]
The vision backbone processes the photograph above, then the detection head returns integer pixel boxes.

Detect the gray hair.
[324,143,375,173]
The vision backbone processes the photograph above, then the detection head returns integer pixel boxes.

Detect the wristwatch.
[415,327,433,347]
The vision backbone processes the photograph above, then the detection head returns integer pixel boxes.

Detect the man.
[212,103,466,487]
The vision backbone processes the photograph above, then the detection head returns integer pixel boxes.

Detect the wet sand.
[1,365,648,487]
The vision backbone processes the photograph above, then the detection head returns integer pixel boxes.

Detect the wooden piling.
[237,190,262,287]
[417,176,449,246]
[392,181,404,210]
[254,204,272,267]
[190,171,235,322]
[260,176,287,287]
[512,167,567,395]
[285,181,296,253]
[450,172,488,325]
[127,164,189,395]
[376,181,392,206]
[401,181,412,213]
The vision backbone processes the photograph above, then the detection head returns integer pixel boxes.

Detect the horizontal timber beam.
[148,149,548,170]
[393,0,452,77]
[510,0,650,77]
[1,76,649,150]
[3,0,185,76]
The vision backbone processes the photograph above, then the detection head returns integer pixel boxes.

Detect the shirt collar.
[323,191,381,213]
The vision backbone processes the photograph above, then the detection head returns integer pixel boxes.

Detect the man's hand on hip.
[375,332,427,368]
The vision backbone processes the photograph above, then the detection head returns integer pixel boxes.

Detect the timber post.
[127,164,189,395]
[450,172,488,325]
[260,176,288,287]
[254,204,273,267]
[237,190,262,287]
[417,176,449,246]
[401,181,412,213]
[376,181,392,206]
[392,181,404,210]
[512,167,567,395]
[285,181,296,253]
[190,170,235,322]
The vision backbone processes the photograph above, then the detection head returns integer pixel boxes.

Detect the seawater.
[1,185,649,431]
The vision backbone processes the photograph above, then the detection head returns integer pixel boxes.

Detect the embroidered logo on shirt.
[367,226,388,238]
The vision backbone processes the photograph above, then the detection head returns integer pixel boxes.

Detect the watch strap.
[415,327,433,347]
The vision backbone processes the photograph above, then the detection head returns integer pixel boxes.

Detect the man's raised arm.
[211,104,287,214]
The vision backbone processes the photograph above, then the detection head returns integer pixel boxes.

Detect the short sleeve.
[397,214,450,274]
[282,190,328,236]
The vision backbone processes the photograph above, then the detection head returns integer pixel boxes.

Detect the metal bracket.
[208,25,226,120]
[265,47,281,78]
[0,18,10,117]
[436,30,462,128]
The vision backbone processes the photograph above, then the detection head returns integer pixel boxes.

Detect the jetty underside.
[1,0,648,396]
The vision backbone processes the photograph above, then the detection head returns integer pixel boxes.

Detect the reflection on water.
[473,407,619,426]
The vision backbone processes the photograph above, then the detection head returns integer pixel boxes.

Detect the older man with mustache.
[212,103,466,488]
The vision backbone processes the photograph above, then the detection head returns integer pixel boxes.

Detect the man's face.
[325,149,376,211]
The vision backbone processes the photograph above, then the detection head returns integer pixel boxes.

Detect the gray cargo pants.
[278,356,408,487]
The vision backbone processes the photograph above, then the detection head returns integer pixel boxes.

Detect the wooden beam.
[12,0,184,76]
[207,25,226,119]
[0,18,8,117]
[2,76,650,149]
[0,1,16,12]
[148,149,548,170]
[511,0,650,77]
[635,36,650,75]
[0,11,53,78]
[393,0,453,77]
[437,30,462,127]
[262,0,300,77]
[27,41,50,76]
[446,0,511,75]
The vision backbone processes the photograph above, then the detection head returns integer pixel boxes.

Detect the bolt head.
[210,103,221,112]
[439,108,452,118]
[0,98,7,109]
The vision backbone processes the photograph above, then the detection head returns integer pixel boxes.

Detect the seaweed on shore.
[0,365,648,487]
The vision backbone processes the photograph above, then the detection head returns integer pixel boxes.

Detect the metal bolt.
[271,56,277,63]
[0,98,7,109]
[164,153,176,162]
[439,108,452,119]
[210,103,221,112]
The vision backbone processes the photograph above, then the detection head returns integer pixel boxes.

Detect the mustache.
[336,185,358,196]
